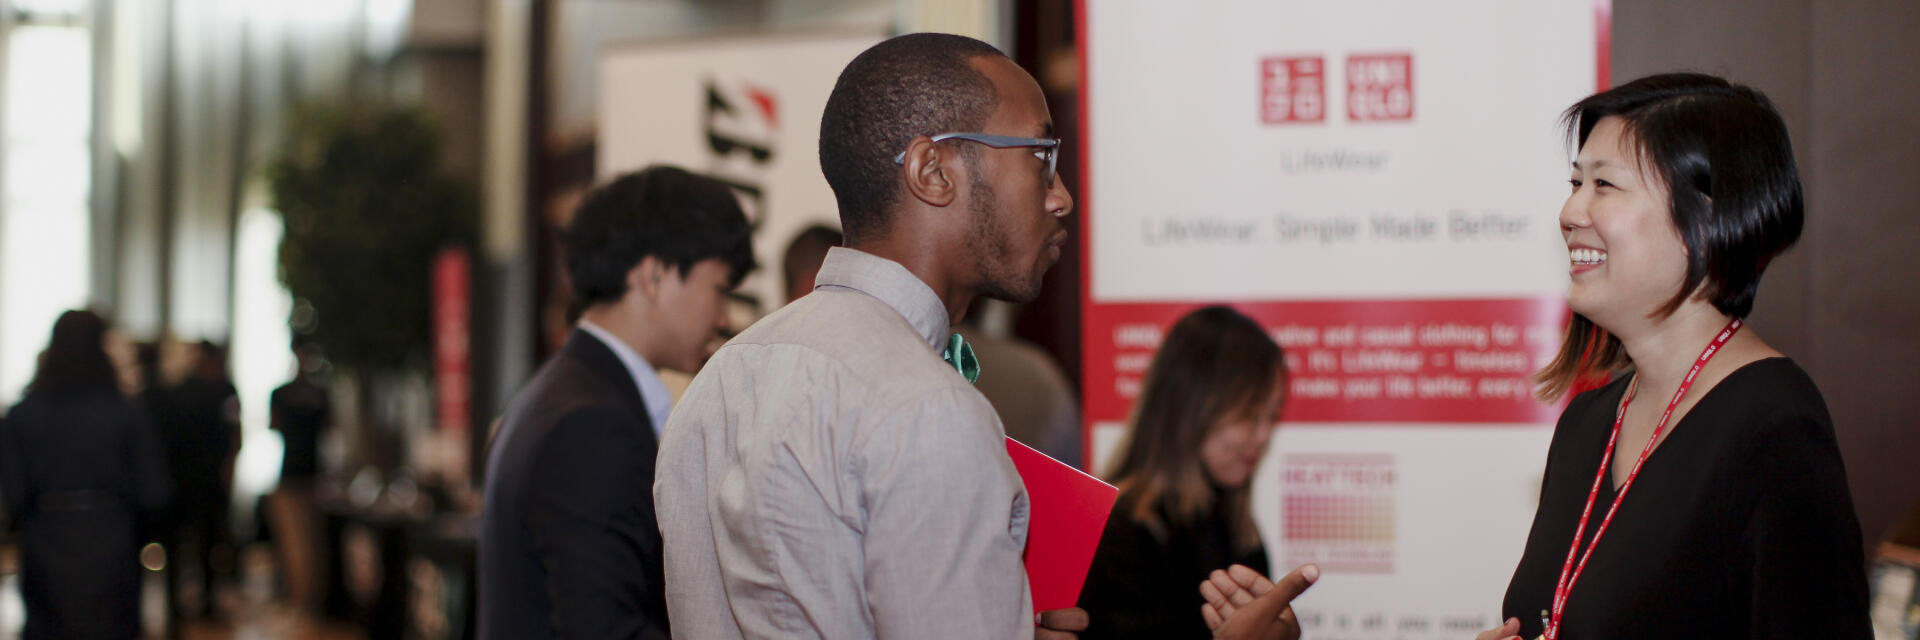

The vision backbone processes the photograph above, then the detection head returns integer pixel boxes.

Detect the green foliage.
[270,103,478,375]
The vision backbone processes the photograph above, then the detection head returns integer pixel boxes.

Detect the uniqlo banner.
[1081,2,1607,637]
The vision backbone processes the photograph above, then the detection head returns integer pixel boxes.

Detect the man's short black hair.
[819,33,1008,243]
[564,165,756,311]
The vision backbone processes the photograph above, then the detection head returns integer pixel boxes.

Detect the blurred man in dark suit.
[479,165,753,639]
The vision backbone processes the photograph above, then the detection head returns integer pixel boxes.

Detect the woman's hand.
[1473,617,1522,640]
[1198,563,1319,640]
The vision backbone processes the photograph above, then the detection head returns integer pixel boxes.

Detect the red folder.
[1005,437,1120,612]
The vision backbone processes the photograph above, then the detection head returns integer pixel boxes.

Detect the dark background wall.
[1614,0,1920,548]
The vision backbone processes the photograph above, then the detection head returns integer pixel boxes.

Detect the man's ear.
[900,136,960,208]
[628,256,667,302]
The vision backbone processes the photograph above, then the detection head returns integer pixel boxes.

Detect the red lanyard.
[1544,317,1742,640]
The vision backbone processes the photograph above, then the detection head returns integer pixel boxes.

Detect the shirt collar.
[813,247,950,351]
[576,319,674,434]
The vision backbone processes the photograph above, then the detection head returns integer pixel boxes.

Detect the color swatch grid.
[1279,453,1396,573]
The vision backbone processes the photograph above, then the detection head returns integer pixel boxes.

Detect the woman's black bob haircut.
[1538,73,1804,401]
[1564,71,1803,319]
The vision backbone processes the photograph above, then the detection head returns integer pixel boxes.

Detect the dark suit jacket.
[479,330,669,640]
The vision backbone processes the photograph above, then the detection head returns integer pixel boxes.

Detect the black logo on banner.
[703,78,778,226]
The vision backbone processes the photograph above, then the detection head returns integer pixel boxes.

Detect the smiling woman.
[1488,73,1871,640]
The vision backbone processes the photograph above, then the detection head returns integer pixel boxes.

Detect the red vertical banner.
[432,249,471,439]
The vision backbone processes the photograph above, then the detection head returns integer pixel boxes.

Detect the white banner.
[1083,2,1604,638]
[1089,3,1591,303]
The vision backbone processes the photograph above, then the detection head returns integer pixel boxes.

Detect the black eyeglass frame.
[892,132,1061,185]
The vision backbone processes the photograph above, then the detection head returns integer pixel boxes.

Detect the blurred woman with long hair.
[1078,305,1288,639]
[0,310,170,639]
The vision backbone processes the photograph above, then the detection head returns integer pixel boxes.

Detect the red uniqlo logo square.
[1261,56,1325,124]
[1347,53,1414,121]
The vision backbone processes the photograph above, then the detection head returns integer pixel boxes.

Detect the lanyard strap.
[1545,317,1742,640]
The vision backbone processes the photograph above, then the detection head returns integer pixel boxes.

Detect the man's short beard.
[966,172,1042,303]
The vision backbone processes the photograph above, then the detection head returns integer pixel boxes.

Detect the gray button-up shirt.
[655,247,1033,639]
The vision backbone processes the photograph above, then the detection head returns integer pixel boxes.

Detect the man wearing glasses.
[655,33,1082,639]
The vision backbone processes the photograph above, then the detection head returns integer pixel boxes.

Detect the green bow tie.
[942,333,980,384]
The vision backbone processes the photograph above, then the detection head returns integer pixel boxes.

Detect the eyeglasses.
[893,132,1061,185]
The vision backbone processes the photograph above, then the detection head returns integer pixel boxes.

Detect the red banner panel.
[1083,298,1568,425]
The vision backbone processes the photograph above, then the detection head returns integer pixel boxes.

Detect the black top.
[157,376,240,507]
[0,389,171,639]
[479,329,669,640]
[1080,490,1269,639]
[1501,358,1870,639]
[270,378,331,481]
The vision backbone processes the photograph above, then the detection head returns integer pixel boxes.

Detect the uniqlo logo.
[1261,56,1325,124]
[1347,53,1414,121]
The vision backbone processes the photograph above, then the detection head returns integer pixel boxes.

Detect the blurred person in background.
[158,339,243,624]
[134,341,172,433]
[956,299,1083,469]
[266,338,332,614]
[781,224,842,304]
[479,164,754,640]
[0,309,171,639]
[1078,305,1287,639]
